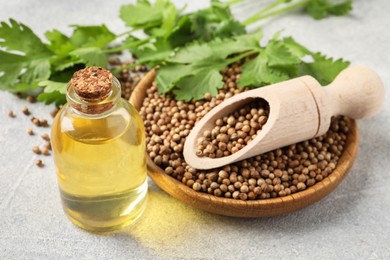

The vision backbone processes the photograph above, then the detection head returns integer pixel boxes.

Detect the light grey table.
[0,1,389,259]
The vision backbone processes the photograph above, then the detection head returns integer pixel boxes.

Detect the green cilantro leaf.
[212,19,246,39]
[238,51,290,87]
[280,36,310,57]
[173,69,223,101]
[146,1,178,38]
[37,91,67,106]
[36,25,115,104]
[120,0,176,30]
[168,42,214,64]
[265,40,301,67]
[37,80,67,105]
[0,19,52,92]
[0,19,116,106]
[169,31,262,64]
[156,32,263,100]
[135,38,175,65]
[46,33,78,72]
[305,0,352,20]
[166,16,197,48]
[20,59,51,85]
[45,29,75,57]
[238,36,349,88]
[70,47,108,67]
[69,25,115,48]
[47,25,115,72]
[38,80,67,94]
[299,52,350,85]
[0,19,51,57]
[155,64,192,94]
[187,0,245,42]
[120,0,246,64]
[0,51,25,90]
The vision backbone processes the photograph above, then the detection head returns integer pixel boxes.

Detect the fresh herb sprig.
[0,0,352,104]
[0,21,118,105]
[119,0,350,100]
[242,0,352,25]
[152,33,350,101]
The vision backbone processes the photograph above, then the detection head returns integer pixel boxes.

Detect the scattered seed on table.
[26,129,34,135]
[35,159,43,167]
[40,119,49,127]
[32,146,41,154]
[45,141,52,151]
[50,108,59,118]
[8,111,15,118]
[31,117,41,126]
[42,148,50,156]
[41,133,50,141]
[26,96,35,103]
[22,106,30,115]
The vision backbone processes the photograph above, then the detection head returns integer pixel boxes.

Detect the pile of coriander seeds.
[196,98,269,158]
[139,61,350,200]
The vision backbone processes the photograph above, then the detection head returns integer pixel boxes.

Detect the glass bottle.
[51,67,148,232]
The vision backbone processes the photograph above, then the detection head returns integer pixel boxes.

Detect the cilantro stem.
[243,0,310,26]
[104,45,130,54]
[224,49,259,66]
[227,0,244,6]
[243,0,285,25]
[103,35,156,54]
[116,28,139,38]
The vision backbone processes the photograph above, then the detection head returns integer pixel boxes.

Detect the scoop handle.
[325,66,385,119]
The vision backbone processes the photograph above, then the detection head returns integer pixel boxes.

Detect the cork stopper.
[70,66,113,100]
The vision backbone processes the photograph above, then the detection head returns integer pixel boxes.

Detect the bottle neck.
[67,77,121,116]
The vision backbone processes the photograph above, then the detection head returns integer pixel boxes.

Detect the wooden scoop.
[184,66,384,170]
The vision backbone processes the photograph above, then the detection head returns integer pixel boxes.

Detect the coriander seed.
[42,148,50,156]
[35,159,43,167]
[45,141,52,151]
[8,110,15,118]
[22,106,30,115]
[31,117,40,126]
[50,108,60,118]
[40,119,48,127]
[41,133,50,141]
[26,96,35,103]
[193,182,201,191]
[32,146,41,154]
[26,129,34,135]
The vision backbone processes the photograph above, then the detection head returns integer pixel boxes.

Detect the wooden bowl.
[130,71,359,217]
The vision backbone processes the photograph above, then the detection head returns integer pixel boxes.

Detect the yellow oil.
[51,100,147,232]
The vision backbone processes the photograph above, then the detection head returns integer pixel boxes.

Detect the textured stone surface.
[0,0,389,259]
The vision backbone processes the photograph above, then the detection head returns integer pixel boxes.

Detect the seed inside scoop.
[196,98,270,158]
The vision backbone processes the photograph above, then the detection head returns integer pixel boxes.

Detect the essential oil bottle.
[51,66,148,232]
